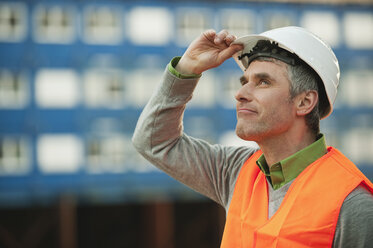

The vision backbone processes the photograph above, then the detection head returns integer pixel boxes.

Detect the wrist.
[175,56,202,75]
[169,57,201,79]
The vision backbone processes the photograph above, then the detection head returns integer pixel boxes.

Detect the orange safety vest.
[221,147,373,248]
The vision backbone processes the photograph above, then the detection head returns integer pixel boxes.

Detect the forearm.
[132,67,227,201]
[132,68,198,158]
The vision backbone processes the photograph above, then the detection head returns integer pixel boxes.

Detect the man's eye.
[240,80,247,86]
[259,80,270,86]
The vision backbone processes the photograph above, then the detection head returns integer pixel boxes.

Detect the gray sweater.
[132,69,373,247]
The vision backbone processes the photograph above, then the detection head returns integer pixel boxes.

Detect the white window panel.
[175,8,212,46]
[184,116,216,143]
[339,69,373,107]
[188,71,215,108]
[263,12,295,31]
[217,70,242,109]
[344,12,373,49]
[0,137,30,175]
[87,135,127,173]
[321,130,340,149]
[33,5,76,44]
[87,134,157,173]
[82,5,123,45]
[87,136,126,173]
[86,138,100,168]
[37,134,83,173]
[35,69,80,108]
[127,69,163,108]
[342,129,373,165]
[219,9,255,38]
[219,130,258,148]
[301,11,340,47]
[84,69,126,109]
[126,7,172,46]
[0,2,27,42]
[0,70,29,108]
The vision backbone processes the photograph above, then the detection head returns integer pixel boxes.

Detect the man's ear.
[295,90,318,117]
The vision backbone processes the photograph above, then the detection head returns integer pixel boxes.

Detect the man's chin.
[235,129,258,142]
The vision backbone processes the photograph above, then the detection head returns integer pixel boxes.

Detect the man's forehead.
[241,59,291,85]
[249,57,288,68]
[243,59,288,76]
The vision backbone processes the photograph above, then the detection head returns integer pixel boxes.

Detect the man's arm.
[333,185,373,248]
[132,30,253,207]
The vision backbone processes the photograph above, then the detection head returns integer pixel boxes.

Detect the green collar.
[256,134,327,190]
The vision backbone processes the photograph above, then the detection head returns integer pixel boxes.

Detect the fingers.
[214,30,228,44]
[203,29,217,42]
[224,34,237,46]
[202,29,238,47]
[214,30,237,46]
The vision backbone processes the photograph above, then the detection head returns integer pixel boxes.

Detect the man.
[132,27,373,247]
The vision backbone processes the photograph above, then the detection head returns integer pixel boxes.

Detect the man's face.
[235,59,296,142]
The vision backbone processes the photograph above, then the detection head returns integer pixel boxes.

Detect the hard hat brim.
[232,34,296,71]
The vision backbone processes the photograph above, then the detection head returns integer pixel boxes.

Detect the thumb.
[217,44,243,64]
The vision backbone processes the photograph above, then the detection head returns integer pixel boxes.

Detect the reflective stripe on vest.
[221,147,373,248]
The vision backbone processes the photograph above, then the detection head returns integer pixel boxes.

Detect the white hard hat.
[232,26,340,119]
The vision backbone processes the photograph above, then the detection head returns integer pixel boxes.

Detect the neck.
[257,125,316,166]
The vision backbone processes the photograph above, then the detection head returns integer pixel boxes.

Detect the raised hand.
[176,29,243,75]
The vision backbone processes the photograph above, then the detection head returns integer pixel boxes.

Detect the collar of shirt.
[256,134,327,190]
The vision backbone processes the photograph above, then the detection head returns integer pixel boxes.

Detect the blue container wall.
[0,0,372,206]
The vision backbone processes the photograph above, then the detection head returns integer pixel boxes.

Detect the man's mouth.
[237,107,257,114]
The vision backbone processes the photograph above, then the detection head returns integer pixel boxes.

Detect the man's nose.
[235,84,253,102]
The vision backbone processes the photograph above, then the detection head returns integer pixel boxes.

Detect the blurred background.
[0,0,372,247]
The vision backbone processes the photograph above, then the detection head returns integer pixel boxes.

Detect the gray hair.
[287,63,324,135]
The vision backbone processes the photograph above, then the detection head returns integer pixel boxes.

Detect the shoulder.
[219,145,260,181]
[339,185,373,223]
[221,145,260,209]
[344,184,373,202]
[340,185,373,221]
[333,185,373,248]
